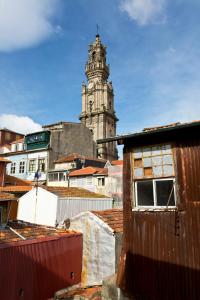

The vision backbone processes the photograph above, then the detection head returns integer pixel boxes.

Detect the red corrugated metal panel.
[176,139,200,203]
[118,139,200,300]
[0,233,82,300]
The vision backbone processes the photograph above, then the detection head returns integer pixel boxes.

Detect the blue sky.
[0,0,199,136]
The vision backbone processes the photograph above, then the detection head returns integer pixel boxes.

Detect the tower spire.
[96,24,99,37]
[80,35,118,160]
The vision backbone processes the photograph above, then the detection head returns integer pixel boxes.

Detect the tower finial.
[96,24,99,38]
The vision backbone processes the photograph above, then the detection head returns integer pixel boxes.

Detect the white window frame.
[19,161,25,174]
[10,162,16,174]
[29,159,36,172]
[135,177,176,209]
[38,158,45,172]
[97,177,105,186]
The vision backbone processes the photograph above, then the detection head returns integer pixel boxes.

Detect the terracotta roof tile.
[0,186,32,193]
[55,153,107,164]
[69,166,106,177]
[0,192,16,201]
[0,157,12,163]
[43,186,109,198]
[4,175,32,186]
[94,168,108,176]
[11,138,24,144]
[111,160,123,166]
[92,209,123,233]
[0,221,79,245]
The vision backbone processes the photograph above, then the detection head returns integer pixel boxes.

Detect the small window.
[38,158,45,172]
[59,172,64,181]
[48,173,54,182]
[98,177,105,186]
[19,161,25,174]
[135,178,176,208]
[29,159,36,172]
[10,162,16,174]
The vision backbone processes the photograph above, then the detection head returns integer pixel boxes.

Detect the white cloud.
[120,0,166,25]
[0,0,61,52]
[0,114,42,134]
[147,46,200,125]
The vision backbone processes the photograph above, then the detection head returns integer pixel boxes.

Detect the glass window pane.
[134,168,143,178]
[163,155,173,165]
[143,147,151,157]
[153,166,163,177]
[156,180,175,206]
[137,181,154,206]
[163,165,174,176]
[48,174,53,182]
[143,157,152,167]
[152,156,162,166]
[133,148,142,158]
[162,144,172,154]
[59,173,64,181]
[152,146,162,156]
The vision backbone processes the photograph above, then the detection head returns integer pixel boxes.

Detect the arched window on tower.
[92,51,96,60]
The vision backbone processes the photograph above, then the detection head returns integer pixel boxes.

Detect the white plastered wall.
[17,187,58,226]
[70,211,115,287]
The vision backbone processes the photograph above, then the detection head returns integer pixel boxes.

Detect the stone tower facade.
[79,34,118,160]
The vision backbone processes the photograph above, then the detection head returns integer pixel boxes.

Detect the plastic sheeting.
[70,211,116,287]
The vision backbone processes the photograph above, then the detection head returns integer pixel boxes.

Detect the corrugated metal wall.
[118,139,200,300]
[57,197,113,223]
[0,233,82,300]
[176,139,200,204]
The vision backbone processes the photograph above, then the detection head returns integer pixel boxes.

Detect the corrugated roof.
[97,120,200,144]
[69,166,107,177]
[42,186,109,198]
[0,192,16,201]
[0,221,79,245]
[92,209,123,233]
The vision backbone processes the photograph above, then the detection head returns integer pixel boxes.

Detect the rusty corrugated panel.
[118,138,200,300]
[0,233,82,300]
[176,139,200,203]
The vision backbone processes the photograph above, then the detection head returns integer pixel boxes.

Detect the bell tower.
[79,34,118,160]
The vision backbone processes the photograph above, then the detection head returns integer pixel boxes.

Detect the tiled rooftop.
[0,221,79,245]
[0,157,11,163]
[43,186,109,198]
[0,186,32,193]
[69,166,107,177]
[4,175,32,186]
[92,209,123,233]
[11,138,24,144]
[0,192,16,201]
[55,153,106,164]
[111,160,123,166]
